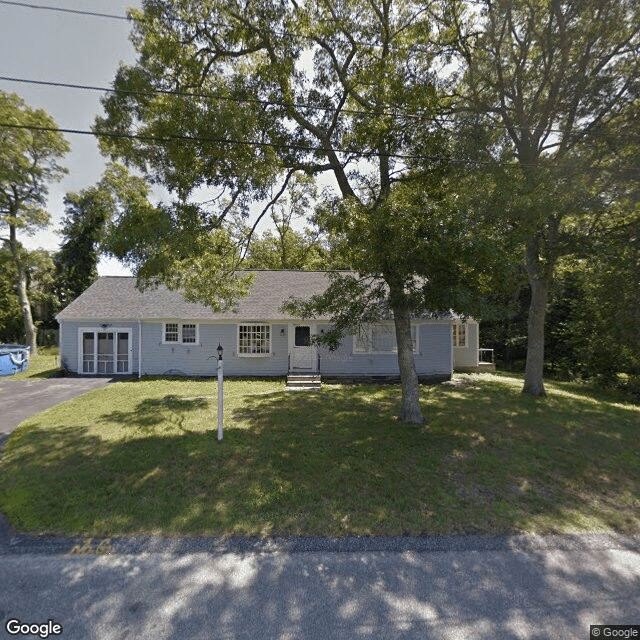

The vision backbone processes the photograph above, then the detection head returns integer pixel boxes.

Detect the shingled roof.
[56,271,341,322]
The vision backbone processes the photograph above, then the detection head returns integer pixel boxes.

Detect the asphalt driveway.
[0,377,113,438]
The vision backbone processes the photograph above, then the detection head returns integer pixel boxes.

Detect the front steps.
[286,373,322,390]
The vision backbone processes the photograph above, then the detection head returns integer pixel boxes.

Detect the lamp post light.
[216,343,224,443]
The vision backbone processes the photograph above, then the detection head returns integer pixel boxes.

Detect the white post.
[217,356,223,442]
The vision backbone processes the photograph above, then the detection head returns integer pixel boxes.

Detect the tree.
[239,173,335,270]
[243,225,331,270]
[0,246,58,344]
[0,249,22,342]
[97,0,495,423]
[448,0,640,395]
[0,91,69,354]
[55,186,111,308]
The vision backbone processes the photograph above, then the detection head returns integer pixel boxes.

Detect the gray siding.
[317,322,452,377]
[59,320,140,375]
[139,322,288,376]
[60,319,453,378]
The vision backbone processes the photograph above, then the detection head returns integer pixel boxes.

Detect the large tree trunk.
[9,223,38,356]
[391,296,425,425]
[522,239,548,396]
[17,269,37,355]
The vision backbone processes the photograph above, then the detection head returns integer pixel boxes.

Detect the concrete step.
[286,374,322,390]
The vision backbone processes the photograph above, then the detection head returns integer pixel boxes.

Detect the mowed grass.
[0,373,638,537]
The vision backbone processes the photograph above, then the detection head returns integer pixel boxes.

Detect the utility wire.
[1,75,638,143]
[1,121,636,172]
[0,0,130,20]
[0,121,433,161]
[0,75,426,120]
[0,0,437,52]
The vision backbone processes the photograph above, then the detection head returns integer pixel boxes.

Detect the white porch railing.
[479,348,494,364]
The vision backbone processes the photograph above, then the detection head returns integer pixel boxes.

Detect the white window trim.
[353,323,419,355]
[162,321,200,345]
[77,327,132,375]
[237,323,272,357]
[453,321,468,348]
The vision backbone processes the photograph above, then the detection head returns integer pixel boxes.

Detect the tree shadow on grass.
[1,378,638,537]
[99,395,210,435]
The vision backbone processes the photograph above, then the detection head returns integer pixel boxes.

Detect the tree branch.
[239,169,297,262]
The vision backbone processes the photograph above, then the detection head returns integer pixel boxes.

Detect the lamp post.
[217,343,224,443]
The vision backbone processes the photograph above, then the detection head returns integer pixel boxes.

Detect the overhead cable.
[1,121,635,172]
[0,0,130,20]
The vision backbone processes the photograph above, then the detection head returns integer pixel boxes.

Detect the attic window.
[164,322,198,344]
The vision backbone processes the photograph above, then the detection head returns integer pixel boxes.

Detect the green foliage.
[93,0,526,421]
[55,187,111,308]
[0,91,69,233]
[546,224,640,389]
[93,0,445,296]
[0,246,58,341]
[292,166,521,350]
[0,250,22,342]
[243,227,331,270]
[0,91,69,352]
[99,163,253,311]
[240,173,338,270]
[446,0,640,394]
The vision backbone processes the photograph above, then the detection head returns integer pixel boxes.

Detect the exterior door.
[290,324,316,370]
[80,329,131,374]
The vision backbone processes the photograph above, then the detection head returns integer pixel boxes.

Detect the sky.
[0,0,141,275]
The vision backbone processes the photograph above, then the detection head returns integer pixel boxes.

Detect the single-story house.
[55,270,491,380]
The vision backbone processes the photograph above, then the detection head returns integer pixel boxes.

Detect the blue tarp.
[0,344,30,376]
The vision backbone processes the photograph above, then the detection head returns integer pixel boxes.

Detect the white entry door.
[290,324,316,370]
[80,329,131,374]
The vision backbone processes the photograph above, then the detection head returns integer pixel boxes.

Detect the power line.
[0,0,130,20]
[2,121,636,173]
[2,75,638,143]
[0,0,436,52]
[0,75,428,121]
[0,121,434,161]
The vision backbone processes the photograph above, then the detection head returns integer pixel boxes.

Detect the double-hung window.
[238,324,271,356]
[181,324,196,343]
[163,322,198,345]
[453,322,467,347]
[354,324,418,354]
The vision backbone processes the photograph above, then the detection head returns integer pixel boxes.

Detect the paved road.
[0,534,639,639]
[0,378,113,437]
[1,380,638,638]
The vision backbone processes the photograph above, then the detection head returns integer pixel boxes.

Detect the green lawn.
[0,373,638,537]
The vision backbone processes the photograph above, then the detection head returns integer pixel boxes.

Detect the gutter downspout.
[138,317,142,379]
[451,322,454,375]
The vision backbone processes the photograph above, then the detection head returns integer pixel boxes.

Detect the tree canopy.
[94,0,640,417]
[96,0,486,423]
[447,0,640,395]
[55,187,111,308]
[0,91,69,353]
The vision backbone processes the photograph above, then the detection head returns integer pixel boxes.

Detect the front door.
[80,329,131,374]
[290,324,316,370]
